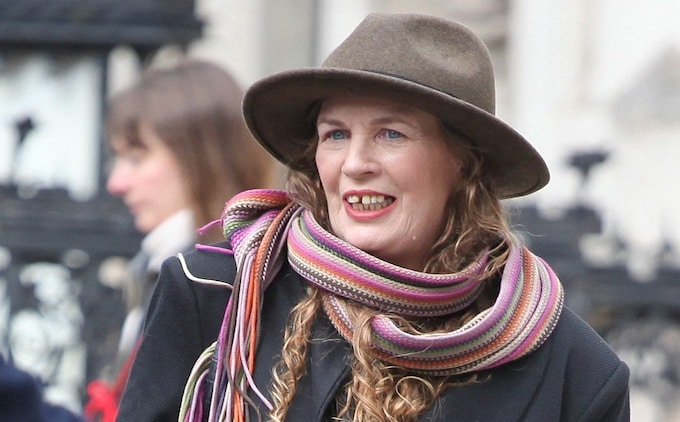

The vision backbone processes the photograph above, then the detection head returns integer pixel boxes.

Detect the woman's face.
[315,95,463,270]
[106,125,189,233]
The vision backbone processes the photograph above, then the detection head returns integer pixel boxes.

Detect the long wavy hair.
[268,112,516,421]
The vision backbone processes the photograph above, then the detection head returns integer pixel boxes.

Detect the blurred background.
[1,0,679,420]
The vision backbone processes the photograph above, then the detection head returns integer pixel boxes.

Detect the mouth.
[345,194,395,211]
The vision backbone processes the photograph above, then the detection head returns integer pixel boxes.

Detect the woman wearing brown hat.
[117,13,630,422]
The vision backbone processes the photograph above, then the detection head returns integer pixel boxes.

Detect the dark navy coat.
[0,355,83,422]
[117,243,630,421]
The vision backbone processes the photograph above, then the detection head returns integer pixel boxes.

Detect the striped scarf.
[288,208,564,376]
[179,189,564,420]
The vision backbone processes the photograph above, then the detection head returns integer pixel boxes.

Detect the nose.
[106,160,129,197]
[341,135,379,177]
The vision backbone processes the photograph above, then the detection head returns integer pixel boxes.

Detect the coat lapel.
[250,268,307,419]
[294,316,352,421]
[251,267,351,422]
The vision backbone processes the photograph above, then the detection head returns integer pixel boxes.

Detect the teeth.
[346,194,393,210]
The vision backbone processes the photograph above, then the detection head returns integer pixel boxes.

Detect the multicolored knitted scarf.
[288,208,564,376]
[180,189,297,422]
[179,189,564,421]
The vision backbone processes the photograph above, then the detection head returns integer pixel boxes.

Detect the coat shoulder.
[547,306,631,421]
[166,241,237,287]
[549,306,629,388]
[552,307,624,362]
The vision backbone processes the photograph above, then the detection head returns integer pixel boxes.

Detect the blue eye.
[385,129,402,139]
[330,130,346,140]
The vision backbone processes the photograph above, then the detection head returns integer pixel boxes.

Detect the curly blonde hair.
[269,122,514,422]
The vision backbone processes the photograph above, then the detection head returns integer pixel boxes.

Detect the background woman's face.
[315,95,463,270]
[106,125,189,234]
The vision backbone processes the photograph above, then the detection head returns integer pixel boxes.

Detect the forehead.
[109,121,161,152]
[317,93,435,122]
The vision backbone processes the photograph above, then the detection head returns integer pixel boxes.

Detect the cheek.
[409,152,463,213]
[431,149,464,191]
[445,159,464,192]
[146,153,183,185]
[160,163,185,188]
[315,152,338,191]
[158,166,190,204]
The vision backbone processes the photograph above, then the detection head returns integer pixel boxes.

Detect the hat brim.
[243,68,549,198]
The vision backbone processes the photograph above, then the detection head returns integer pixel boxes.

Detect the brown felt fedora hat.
[243,13,549,198]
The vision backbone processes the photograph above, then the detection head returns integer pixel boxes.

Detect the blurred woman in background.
[84,59,276,422]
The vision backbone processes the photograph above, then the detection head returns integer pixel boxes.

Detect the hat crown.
[322,13,496,115]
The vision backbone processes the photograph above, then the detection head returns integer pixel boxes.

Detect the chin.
[350,240,391,259]
[134,220,153,234]
[341,233,382,250]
